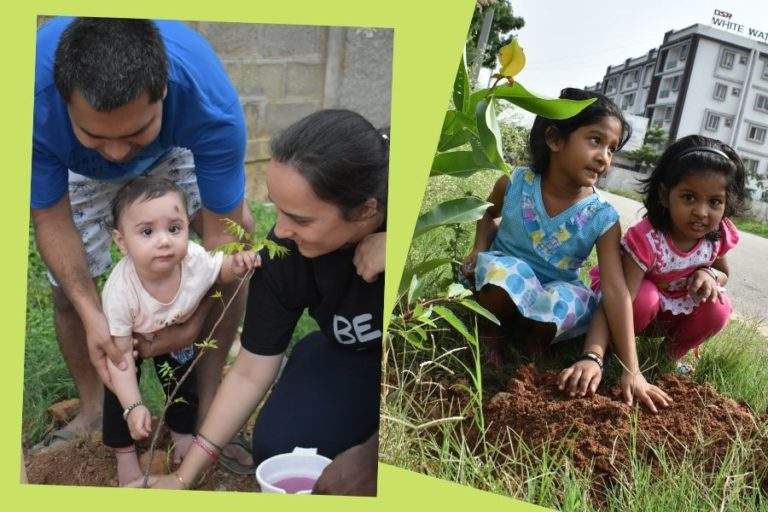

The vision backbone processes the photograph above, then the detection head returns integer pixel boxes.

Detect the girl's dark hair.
[54,18,168,111]
[641,135,746,240]
[529,88,631,174]
[270,109,389,220]
[110,176,188,229]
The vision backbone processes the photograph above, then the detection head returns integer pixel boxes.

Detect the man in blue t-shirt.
[31,17,252,451]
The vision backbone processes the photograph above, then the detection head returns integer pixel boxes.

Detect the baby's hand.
[687,269,721,304]
[126,405,152,440]
[557,359,602,397]
[619,370,672,414]
[231,250,261,276]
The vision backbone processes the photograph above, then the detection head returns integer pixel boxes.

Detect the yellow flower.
[487,265,507,282]
[530,229,544,245]
[556,226,571,242]
[558,256,572,269]
[523,169,534,184]
[498,39,525,79]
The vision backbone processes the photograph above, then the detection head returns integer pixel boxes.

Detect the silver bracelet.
[701,267,719,284]
[122,400,144,420]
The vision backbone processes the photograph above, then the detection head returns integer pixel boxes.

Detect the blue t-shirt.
[32,17,246,213]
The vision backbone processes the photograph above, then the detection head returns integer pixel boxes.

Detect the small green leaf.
[446,282,472,299]
[407,274,424,305]
[213,241,245,255]
[210,290,223,300]
[414,196,492,238]
[399,257,452,293]
[403,330,425,349]
[459,299,500,326]
[453,50,470,114]
[432,305,473,343]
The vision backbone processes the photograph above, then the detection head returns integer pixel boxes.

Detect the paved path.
[600,189,768,324]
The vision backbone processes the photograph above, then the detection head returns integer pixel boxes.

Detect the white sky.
[483,0,768,125]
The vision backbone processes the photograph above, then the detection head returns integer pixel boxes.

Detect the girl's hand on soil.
[620,370,672,414]
[127,474,180,489]
[353,232,386,282]
[687,269,721,304]
[231,250,261,276]
[460,252,479,279]
[127,405,152,440]
[557,359,602,397]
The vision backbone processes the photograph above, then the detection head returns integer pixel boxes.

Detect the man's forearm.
[31,196,101,318]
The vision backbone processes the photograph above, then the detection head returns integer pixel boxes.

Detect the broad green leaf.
[459,299,500,326]
[431,151,495,177]
[475,99,506,171]
[498,39,525,78]
[413,196,492,238]
[437,110,476,152]
[399,257,453,293]
[433,305,473,343]
[453,50,470,114]
[493,82,597,120]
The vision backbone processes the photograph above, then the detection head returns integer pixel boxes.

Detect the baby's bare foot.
[115,448,142,487]
[170,431,194,464]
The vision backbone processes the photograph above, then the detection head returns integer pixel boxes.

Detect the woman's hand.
[688,269,722,304]
[353,232,385,283]
[620,369,672,414]
[557,359,602,397]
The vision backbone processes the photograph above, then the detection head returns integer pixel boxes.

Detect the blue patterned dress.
[474,168,619,341]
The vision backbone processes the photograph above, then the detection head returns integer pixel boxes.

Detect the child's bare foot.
[115,447,142,487]
[170,431,194,464]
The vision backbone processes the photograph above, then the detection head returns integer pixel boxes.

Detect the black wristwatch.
[577,351,603,370]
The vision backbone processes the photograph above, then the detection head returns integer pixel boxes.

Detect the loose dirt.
[483,364,767,485]
[25,431,255,491]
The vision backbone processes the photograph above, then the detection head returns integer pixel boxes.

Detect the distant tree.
[625,125,667,171]
[467,0,524,71]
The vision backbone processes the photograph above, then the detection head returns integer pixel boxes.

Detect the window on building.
[606,77,617,93]
[705,112,721,131]
[739,54,748,65]
[671,75,681,92]
[756,94,768,113]
[621,93,635,110]
[763,61,768,80]
[644,64,654,86]
[733,87,741,97]
[720,49,735,69]
[762,190,768,203]
[665,106,674,122]
[724,117,734,128]
[713,83,728,101]
[679,43,689,62]
[743,158,759,175]
[747,124,767,144]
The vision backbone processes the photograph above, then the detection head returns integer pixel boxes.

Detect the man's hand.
[557,359,602,397]
[312,435,377,496]
[353,232,385,283]
[84,312,125,390]
[620,369,673,414]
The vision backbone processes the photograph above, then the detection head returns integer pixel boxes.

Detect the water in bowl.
[272,476,316,494]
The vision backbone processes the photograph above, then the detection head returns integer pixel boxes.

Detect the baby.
[101,176,259,485]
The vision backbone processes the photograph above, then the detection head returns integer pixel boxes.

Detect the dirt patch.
[484,364,768,485]
[25,432,255,491]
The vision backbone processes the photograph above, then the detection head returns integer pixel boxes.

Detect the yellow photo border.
[1,1,546,510]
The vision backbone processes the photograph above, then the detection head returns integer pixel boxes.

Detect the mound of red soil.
[25,433,255,491]
[484,364,767,482]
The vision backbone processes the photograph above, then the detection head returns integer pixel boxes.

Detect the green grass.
[384,172,768,510]
[23,201,317,445]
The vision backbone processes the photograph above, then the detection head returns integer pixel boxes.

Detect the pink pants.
[631,279,732,359]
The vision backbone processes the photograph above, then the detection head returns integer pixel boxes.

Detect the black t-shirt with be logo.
[241,229,384,356]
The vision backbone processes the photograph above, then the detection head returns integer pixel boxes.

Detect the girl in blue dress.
[462,88,671,409]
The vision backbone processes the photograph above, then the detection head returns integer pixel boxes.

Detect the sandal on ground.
[218,431,255,475]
